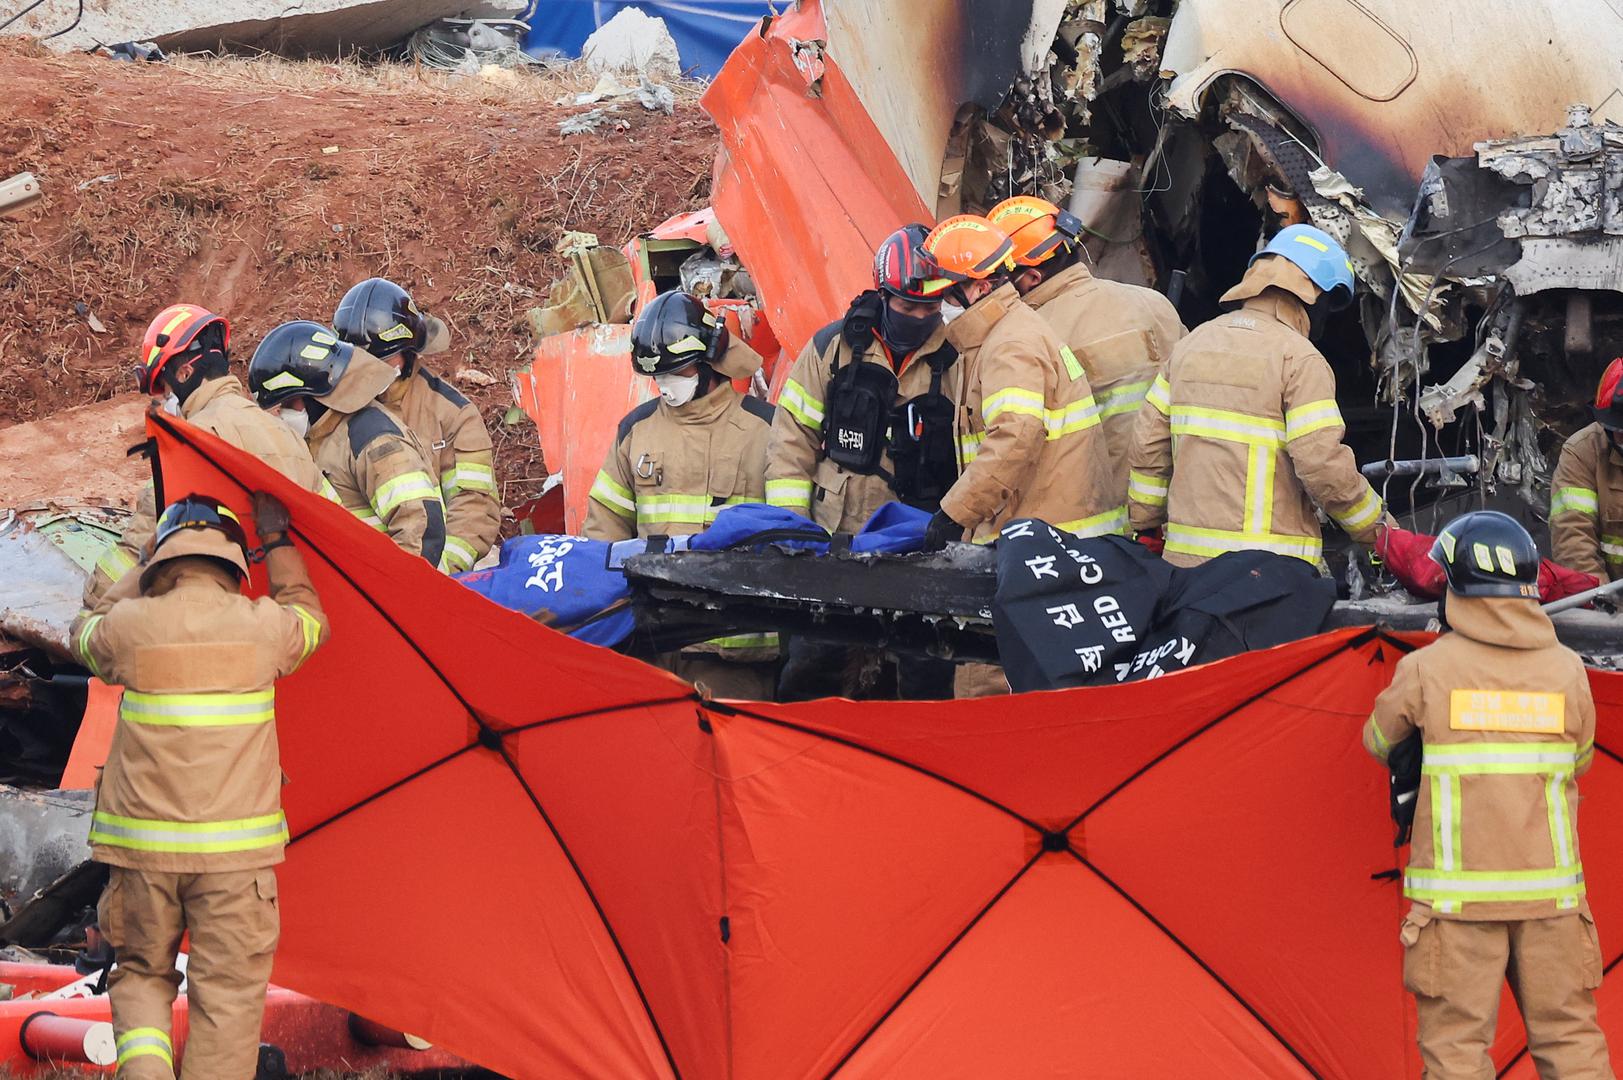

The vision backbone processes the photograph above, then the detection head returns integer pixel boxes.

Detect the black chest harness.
[821,291,959,510]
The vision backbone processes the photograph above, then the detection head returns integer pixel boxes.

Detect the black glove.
[252,491,291,539]
[922,509,962,552]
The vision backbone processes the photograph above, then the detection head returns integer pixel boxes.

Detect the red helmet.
[874,224,951,302]
[1595,357,1623,431]
[137,304,230,394]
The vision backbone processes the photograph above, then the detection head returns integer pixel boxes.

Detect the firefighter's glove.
[252,491,291,539]
[922,509,963,552]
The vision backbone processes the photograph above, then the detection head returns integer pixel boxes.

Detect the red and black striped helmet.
[1594,357,1623,431]
[874,224,951,302]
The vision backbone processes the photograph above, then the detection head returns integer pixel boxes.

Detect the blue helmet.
[1250,224,1355,309]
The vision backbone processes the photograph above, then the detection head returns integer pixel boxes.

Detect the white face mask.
[278,407,310,439]
[160,393,182,417]
[940,301,966,324]
[655,370,700,407]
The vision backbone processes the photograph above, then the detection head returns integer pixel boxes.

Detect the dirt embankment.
[0,39,718,513]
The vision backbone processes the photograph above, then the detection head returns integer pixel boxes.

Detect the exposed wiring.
[41,0,80,39]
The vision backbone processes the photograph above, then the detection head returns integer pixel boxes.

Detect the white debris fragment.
[582,7,681,78]
[454,367,497,387]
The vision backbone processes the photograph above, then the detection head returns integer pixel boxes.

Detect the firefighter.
[1365,511,1612,1077]
[1126,224,1387,567]
[248,321,446,566]
[921,214,1121,547]
[333,278,501,573]
[86,305,336,607]
[765,223,961,699]
[988,195,1186,502]
[1550,356,1623,581]
[583,291,777,699]
[71,492,328,1080]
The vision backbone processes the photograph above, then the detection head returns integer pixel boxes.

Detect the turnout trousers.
[99,866,280,1079]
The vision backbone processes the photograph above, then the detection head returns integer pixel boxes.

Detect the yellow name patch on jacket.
[1450,690,1566,734]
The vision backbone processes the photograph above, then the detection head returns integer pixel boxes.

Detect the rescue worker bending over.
[1365,511,1613,1078]
[249,321,446,566]
[988,196,1185,502]
[86,304,335,607]
[584,291,777,700]
[765,223,960,699]
[333,278,501,573]
[71,493,328,1080]
[1126,224,1386,567]
[1551,356,1623,581]
[920,215,1120,548]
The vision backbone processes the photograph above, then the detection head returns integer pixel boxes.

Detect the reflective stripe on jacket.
[583,356,778,660]
[70,547,328,873]
[1126,259,1384,568]
[382,366,501,573]
[1364,594,1596,920]
[309,401,447,567]
[1551,421,1623,581]
[1022,263,1185,507]
[940,283,1123,543]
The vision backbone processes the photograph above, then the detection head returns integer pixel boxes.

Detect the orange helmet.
[137,304,230,394]
[921,215,1016,283]
[988,195,1084,267]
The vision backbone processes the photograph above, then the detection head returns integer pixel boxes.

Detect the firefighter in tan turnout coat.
[1365,511,1613,1078]
[72,493,328,1079]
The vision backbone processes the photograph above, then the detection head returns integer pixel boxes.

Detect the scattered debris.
[97,41,166,63]
[406,16,537,72]
[559,107,630,136]
[453,366,496,387]
[0,173,41,219]
[581,7,681,78]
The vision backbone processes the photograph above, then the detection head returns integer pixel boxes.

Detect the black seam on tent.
[716,703,1045,833]
[823,853,1045,1078]
[290,743,475,844]
[1066,632,1379,832]
[503,695,699,736]
[1071,852,1322,1077]
[492,739,683,1079]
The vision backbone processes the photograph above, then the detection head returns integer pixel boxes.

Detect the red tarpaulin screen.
[145,414,1623,1078]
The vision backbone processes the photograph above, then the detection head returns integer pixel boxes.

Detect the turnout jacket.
[765,311,958,532]
[306,349,446,566]
[1021,263,1186,504]
[939,283,1121,543]
[1126,257,1385,567]
[1365,595,1596,921]
[1550,422,1623,581]
[84,376,335,607]
[71,548,328,873]
[381,365,501,573]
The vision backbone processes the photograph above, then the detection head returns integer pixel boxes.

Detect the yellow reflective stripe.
[1284,398,1344,441]
[120,689,275,727]
[1548,773,1577,906]
[372,471,441,519]
[440,535,478,573]
[117,1027,173,1069]
[1097,380,1153,420]
[76,614,105,676]
[982,387,1047,424]
[1044,396,1102,439]
[1056,506,1128,538]
[1579,739,1596,770]
[444,461,497,496]
[1244,442,1275,534]
[1334,486,1384,532]
[1128,470,1169,506]
[1145,374,1171,416]
[589,470,636,518]
[352,508,386,530]
[779,379,824,431]
[1059,345,1085,381]
[704,632,780,649]
[1421,742,1578,774]
[317,475,342,504]
[958,432,984,465]
[634,493,744,527]
[1403,866,1585,907]
[1169,406,1285,447]
[1163,523,1322,563]
[1604,536,1623,563]
[95,543,136,581]
[1429,772,1463,914]
[765,478,813,509]
[1363,715,1392,757]
[1552,486,1599,515]
[289,604,322,663]
[90,810,289,853]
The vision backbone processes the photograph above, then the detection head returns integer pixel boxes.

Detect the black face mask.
[1307,296,1336,340]
[878,303,942,356]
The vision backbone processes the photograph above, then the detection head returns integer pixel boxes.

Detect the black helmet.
[248,321,354,408]
[1429,511,1540,598]
[154,495,249,554]
[630,291,728,376]
[333,277,427,360]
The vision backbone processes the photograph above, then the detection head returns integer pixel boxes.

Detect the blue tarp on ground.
[519,0,771,78]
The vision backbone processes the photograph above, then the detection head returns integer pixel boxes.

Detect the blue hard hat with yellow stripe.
[1251,224,1356,310]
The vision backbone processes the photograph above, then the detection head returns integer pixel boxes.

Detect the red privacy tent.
[143,412,1623,1078]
